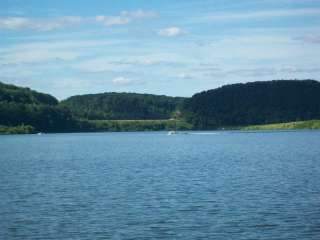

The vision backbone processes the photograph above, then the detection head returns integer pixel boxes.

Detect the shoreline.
[1,120,320,135]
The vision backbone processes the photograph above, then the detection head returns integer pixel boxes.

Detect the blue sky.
[0,0,319,99]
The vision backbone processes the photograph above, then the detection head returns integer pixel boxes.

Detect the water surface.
[1,131,320,239]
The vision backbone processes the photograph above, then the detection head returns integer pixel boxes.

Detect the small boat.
[37,132,43,135]
[168,119,178,135]
[167,130,177,135]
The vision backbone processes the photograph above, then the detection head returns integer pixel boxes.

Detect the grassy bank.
[240,120,320,131]
[0,120,193,134]
[0,125,36,134]
[79,119,193,132]
[2,119,319,135]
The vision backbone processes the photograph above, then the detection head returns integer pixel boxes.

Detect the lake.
[1,131,320,239]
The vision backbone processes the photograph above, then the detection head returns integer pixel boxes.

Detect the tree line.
[60,92,185,120]
[1,79,320,133]
[182,80,320,129]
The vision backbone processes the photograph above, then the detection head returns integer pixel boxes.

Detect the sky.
[0,0,319,99]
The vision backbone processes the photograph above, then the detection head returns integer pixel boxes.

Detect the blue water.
[1,131,320,239]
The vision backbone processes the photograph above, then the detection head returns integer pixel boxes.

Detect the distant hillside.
[182,80,320,129]
[0,82,58,105]
[2,79,320,134]
[61,92,185,120]
[0,81,76,132]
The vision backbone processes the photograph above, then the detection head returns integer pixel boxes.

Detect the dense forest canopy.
[0,82,58,105]
[1,79,320,133]
[61,92,185,120]
[182,80,320,129]
[0,82,76,132]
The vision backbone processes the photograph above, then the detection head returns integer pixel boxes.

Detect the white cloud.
[0,17,30,29]
[201,8,320,22]
[2,50,79,64]
[95,10,157,26]
[158,27,186,37]
[177,73,193,79]
[95,15,130,26]
[0,10,157,31]
[277,66,320,74]
[0,40,113,65]
[112,77,144,86]
[193,34,313,62]
[121,9,157,19]
[74,54,177,73]
[198,66,320,78]
[0,16,83,31]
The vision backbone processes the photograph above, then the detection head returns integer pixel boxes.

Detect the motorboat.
[167,130,177,135]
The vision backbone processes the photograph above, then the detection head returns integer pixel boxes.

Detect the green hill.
[0,81,58,105]
[0,82,76,133]
[60,92,185,120]
[1,79,320,134]
[182,80,320,129]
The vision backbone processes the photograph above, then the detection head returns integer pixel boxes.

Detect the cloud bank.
[201,8,320,22]
[0,10,157,31]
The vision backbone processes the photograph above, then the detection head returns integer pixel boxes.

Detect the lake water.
[1,131,320,239]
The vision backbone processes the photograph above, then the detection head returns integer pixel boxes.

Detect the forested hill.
[60,92,185,120]
[182,80,320,129]
[0,81,76,132]
[1,79,320,133]
[0,82,58,105]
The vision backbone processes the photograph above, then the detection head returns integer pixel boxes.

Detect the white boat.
[167,130,177,135]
